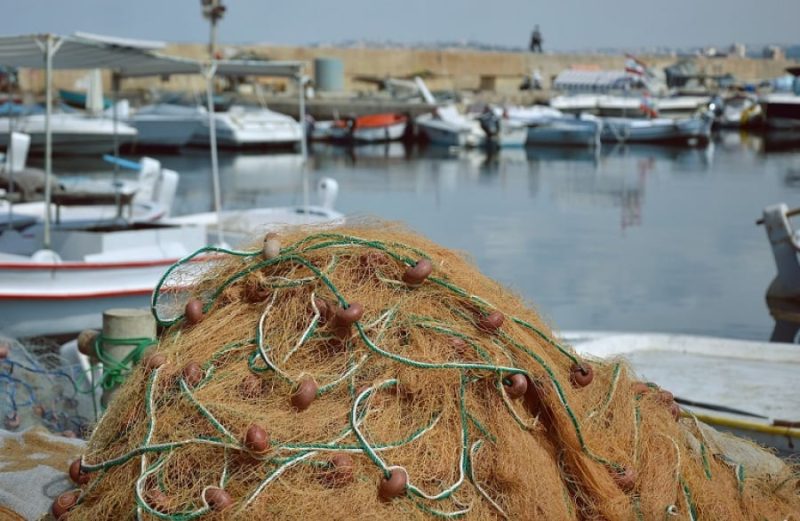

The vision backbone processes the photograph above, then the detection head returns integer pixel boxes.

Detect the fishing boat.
[596,95,710,119]
[127,103,206,149]
[716,94,763,129]
[600,113,713,146]
[761,67,800,130]
[329,113,408,143]
[189,104,303,149]
[565,331,800,457]
[526,114,602,147]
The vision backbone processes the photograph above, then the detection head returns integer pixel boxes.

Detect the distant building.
[729,43,746,58]
[763,45,785,60]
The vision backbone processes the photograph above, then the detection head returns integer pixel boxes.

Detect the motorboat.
[716,94,763,129]
[416,106,483,147]
[0,105,137,155]
[329,113,408,143]
[566,331,800,457]
[596,95,710,119]
[189,104,303,148]
[549,94,602,114]
[526,114,603,147]
[166,177,345,247]
[127,103,206,149]
[600,113,713,146]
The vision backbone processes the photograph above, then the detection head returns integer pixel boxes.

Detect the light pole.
[201,0,226,59]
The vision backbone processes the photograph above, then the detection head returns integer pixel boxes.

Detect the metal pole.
[112,72,121,219]
[43,34,53,250]
[6,74,13,230]
[209,19,217,60]
[204,63,223,246]
[298,74,309,222]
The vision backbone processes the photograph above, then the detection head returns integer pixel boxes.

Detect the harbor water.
[39,132,800,342]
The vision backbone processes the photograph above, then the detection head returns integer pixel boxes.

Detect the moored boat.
[330,113,408,143]
[600,113,713,146]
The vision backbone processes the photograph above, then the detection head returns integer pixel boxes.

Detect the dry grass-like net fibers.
[61,223,799,520]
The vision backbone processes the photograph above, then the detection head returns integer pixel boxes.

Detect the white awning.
[0,33,304,78]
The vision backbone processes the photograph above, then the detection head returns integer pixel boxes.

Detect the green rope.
[93,334,156,390]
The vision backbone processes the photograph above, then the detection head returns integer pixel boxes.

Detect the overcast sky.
[1,0,797,51]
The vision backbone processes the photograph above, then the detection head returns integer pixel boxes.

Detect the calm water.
[47,132,800,341]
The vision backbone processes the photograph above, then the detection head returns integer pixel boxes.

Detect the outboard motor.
[477,108,501,150]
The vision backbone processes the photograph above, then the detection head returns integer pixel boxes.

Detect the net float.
[332,302,364,339]
[51,491,80,520]
[143,353,167,372]
[503,373,528,399]
[291,378,319,411]
[204,487,233,511]
[658,389,674,404]
[611,466,637,492]
[570,363,594,387]
[477,311,504,334]
[378,467,408,501]
[184,299,204,325]
[262,232,281,259]
[76,329,98,357]
[69,458,90,485]
[323,453,355,487]
[402,258,433,287]
[182,362,204,388]
[244,424,270,454]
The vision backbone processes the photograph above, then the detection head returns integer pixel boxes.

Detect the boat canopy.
[0,33,303,79]
[0,32,308,249]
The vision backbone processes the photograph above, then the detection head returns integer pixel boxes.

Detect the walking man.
[530,25,543,53]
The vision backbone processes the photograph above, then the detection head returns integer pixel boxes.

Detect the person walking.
[530,25,543,53]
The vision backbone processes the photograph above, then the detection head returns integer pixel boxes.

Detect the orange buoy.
[182,362,204,388]
[402,259,433,287]
[184,299,204,325]
[244,424,270,454]
[323,453,355,487]
[204,487,233,511]
[477,311,504,334]
[569,363,594,387]
[143,353,167,372]
[291,378,319,411]
[51,491,80,520]
[503,374,528,400]
[378,468,408,501]
[69,458,90,485]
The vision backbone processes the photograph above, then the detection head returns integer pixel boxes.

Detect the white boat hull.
[190,106,303,148]
[0,114,137,155]
[600,116,712,145]
[331,121,408,143]
[527,117,601,147]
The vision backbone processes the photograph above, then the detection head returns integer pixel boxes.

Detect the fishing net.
[60,223,799,520]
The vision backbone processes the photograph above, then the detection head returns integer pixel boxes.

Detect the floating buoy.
[611,466,637,492]
[52,491,80,519]
[76,329,98,357]
[182,362,204,388]
[477,311,504,334]
[143,353,167,372]
[69,458,90,485]
[332,302,364,339]
[323,453,355,487]
[378,468,408,501]
[204,487,233,511]
[184,299,204,325]
[570,363,594,387]
[291,378,319,411]
[244,424,270,454]
[262,232,281,260]
[503,373,528,399]
[402,258,433,287]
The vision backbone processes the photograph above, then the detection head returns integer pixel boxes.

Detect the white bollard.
[100,308,156,408]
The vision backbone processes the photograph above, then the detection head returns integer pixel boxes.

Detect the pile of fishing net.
[57,224,799,520]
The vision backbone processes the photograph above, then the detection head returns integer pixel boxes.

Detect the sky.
[0,0,797,51]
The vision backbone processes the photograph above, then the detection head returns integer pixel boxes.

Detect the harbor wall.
[17,44,798,102]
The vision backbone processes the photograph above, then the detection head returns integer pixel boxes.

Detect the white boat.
[600,113,713,146]
[526,114,602,147]
[566,331,800,456]
[0,110,137,155]
[549,94,602,114]
[189,104,303,148]
[166,177,344,247]
[416,106,483,147]
[128,103,206,148]
[596,95,710,118]
[759,203,800,301]
[717,94,763,129]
